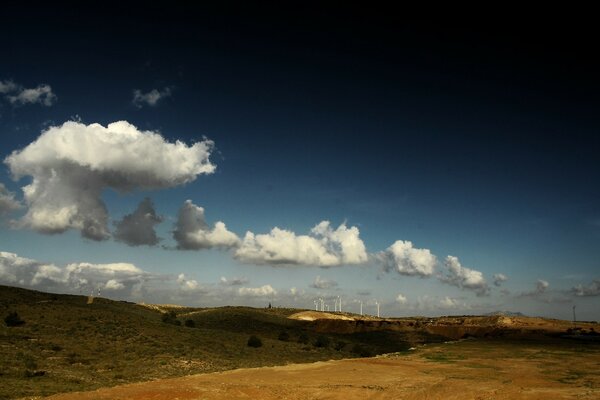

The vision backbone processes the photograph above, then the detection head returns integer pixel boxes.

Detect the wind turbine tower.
[375,300,380,318]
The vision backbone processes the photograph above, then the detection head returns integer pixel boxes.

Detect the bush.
[334,340,346,351]
[297,332,309,344]
[184,319,196,328]
[247,335,262,348]
[161,311,180,325]
[278,331,290,341]
[4,311,25,327]
[351,344,374,357]
[314,335,330,348]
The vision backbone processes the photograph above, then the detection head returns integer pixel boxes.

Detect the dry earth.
[43,339,600,400]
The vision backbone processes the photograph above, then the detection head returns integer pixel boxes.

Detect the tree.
[4,311,25,327]
[247,335,262,348]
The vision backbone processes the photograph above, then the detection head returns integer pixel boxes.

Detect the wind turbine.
[338,296,342,313]
[314,300,318,311]
[359,300,363,316]
[375,300,380,318]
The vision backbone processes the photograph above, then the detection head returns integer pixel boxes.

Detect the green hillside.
[0,285,414,399]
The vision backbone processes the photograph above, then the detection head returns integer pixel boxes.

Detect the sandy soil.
[44,340,600,400]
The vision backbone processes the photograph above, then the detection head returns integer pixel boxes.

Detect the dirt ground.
[43,339,600,400]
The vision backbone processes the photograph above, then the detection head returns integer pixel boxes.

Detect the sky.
[1,5,599,320]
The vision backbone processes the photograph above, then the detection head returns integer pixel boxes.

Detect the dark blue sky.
[1,4,598,318]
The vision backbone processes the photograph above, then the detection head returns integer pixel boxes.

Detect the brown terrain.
[43,313,600,400]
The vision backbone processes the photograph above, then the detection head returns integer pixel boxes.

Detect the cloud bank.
[238,284,277,297]
[0,251,149,296]
[114,198,163,246]
[5,121,215,240]
[572,279,600,296]
[0,79,56,106]
[493,273,508,287]
[439,256,489,296]
[234,221,367,267]
[310,275,338,289]
[173,200,240,250]
[379,240,437,277]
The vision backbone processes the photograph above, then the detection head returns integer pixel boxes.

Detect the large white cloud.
[378,240,437,277]
[439,255,489,296]
[172,200,240,250]
[234,221,367,267]
[0,183,21,214]
[114,198,163,246]
[0,80,56,106]
[4,121,215,240]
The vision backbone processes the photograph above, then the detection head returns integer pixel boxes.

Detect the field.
[1,285,599,399]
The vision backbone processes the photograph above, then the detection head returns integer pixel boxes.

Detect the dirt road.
[45,340,600,400]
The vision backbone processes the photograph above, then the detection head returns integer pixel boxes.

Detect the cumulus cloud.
[396,293,408,304]
[4,121,215,240]
[0,251,148,295]
[113,198,163,246]
[518,279,550,298]
[378,240,437,277]
[439,256,489,296]
[238,284,277,297]
[219,276,248,286]
[572,280,600,297]
[173,200,240,250]
[310,275,338,289]
[439,296,462,309]
[493,273,508,287]
[234,221,367,267]
[177,273,199,291]
[132,87,172,108]
[0,80,56,106]
[0,183,22,214]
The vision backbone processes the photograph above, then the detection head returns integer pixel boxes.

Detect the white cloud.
[0,251,148,295]
[493,273,508,287]
[378,240,437,277]
[439,296,462,309]
[1,80,56,106]
[173,200,240,250]
[234,221,367,267]
[4,121,215,240]
[572,280,600,297]
[0,80,18,93]
[0,183,22,214]
[113,198,163,246]
[219,276,248,286]
[536,279,549,293]
[439,256,489,296]
[396,293,408,304]
[177,273,199,291]
[309,275,338,289]
[132,87,172,108]
[238,284,277,297]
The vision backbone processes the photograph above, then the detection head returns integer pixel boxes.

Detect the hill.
[0,285,426,399]
[1,285,597,399]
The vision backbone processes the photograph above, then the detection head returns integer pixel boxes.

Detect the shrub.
[334,340,346,351]
[247,335,262,348]
[351,344,374,357]
[4,311,25,327]
[297,332,309,344]
[278,331,290,341]
[161,311,180,325]
[314,335,330,348]
[184,319,196,328]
